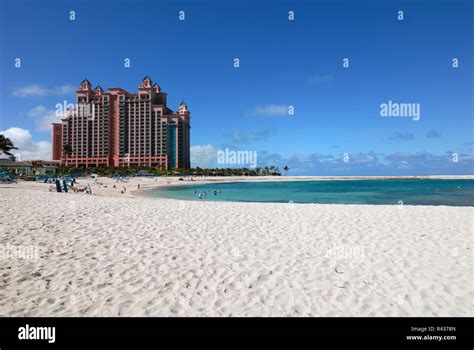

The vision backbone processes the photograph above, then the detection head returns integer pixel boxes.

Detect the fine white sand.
[0,176,472,316]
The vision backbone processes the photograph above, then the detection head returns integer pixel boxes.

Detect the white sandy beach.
[0,176,473,316]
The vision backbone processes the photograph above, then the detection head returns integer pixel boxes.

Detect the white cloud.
[190,144,218,168]
[244,104,290,117]
[27,105,62,132]
[12,85,48,97]
[27,105,47,118]
[56,84,76,95]
[12,84,75,97]
[256,150,474,176]
[0,127,51,161]
[37,111,61,132]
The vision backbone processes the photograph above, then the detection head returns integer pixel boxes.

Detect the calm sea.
[149,179,474,206]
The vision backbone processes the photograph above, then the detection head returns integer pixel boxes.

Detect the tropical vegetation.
[54,165,281,177]
[0,134,18,159]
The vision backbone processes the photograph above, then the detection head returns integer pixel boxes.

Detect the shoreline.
[133,175,474,201]
[116,174,474,200]
[2,174,473,204]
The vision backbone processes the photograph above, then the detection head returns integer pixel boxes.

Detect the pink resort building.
[52,76,191,169]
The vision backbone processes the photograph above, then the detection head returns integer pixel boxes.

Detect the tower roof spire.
[140,75,152,89]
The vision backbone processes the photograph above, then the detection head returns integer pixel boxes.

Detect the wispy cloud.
[244,104,290,117]
[27,105,48,118]
[389,132,415,142]
[189,145,474,175]
[307,73,334,84]
[230,128,274,143]
[257,150,474,176]
[426,129,441,139]
[27,105,61,132]
[12,84,75,97]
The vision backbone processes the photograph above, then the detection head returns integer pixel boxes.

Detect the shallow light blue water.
[148,179,474,206]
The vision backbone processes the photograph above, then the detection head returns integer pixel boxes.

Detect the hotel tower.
[52,76,190,169]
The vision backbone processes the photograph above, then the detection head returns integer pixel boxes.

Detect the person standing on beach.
[55,179,62,193]
[138,184,140,190]
[62,179,68,193]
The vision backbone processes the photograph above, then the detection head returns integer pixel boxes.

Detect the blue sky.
[0,0,472,175]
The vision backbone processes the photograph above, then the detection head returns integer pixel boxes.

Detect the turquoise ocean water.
[148,179,474,206]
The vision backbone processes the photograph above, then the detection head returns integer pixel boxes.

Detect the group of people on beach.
[48,177,92,194]
[194,189,222,199]
[54,178,69,193]
[47,177,94,194]
[112,184,128,194]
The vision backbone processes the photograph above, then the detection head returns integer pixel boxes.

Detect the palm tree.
[0,134,18,159]
[283,165,289,176]
[62,144,73,165]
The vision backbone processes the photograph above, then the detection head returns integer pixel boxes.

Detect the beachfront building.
[0,158,32,176]
[26,160,60,175]
[52,77,191,169]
